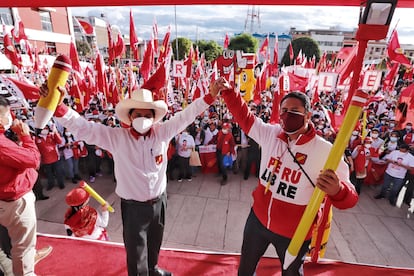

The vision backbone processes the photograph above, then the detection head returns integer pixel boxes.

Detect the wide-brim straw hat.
[115,89,168,125]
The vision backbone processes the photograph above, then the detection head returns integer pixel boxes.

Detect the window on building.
[0,8,13,25]
[39,11,53,32]
[45,42,56,54]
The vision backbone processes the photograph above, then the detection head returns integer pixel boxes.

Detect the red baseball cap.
[65,188,89,206]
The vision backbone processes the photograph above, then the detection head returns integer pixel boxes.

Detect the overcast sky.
[71,5,414,45]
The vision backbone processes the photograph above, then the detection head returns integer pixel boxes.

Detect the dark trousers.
[216,151,228,180]
[43,161,65,189]
[177,156,191,180]
[121,193,166,276]
[238,209,310,276]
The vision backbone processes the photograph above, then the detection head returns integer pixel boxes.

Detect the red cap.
[65,188,89,206]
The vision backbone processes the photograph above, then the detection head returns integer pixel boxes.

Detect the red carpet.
[35,234,413,275]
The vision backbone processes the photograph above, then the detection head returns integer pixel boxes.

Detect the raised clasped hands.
[209,77,231,98]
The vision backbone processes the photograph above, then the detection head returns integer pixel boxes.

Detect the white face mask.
[40,129,49,136]
[2,113,13,131]
[371,133,379,138]
[364,144,372,149]
[132,117,154,134]
[222,129,229,134]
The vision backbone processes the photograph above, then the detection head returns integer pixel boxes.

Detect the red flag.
[129,9,139,60]
[289,42,294,62]
[142,61,167,101]
[140,40,154,82]
[259,36,269,59]
[270,89,283,124]
[158,25,171,63]
[3,33,22,69]
[387,30,411,67]
[6,77,40,100]
[223,33,229,49]
[336,46,357,84]
[184,55,193,78]
[287,72,308,92]
[107,24,115,65]
[69,76,85,112]
[11,16,27,43]
[95,52,107,95]
[70,39,82,74]
[78,19,95,35]
[382,62,399,92]
[114,33,125,58]
[295,49,303,65]
[271,35,279,75]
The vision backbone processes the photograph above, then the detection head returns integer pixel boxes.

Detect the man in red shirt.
[0,96,41,275]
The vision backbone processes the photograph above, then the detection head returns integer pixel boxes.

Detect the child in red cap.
[64,187,109,241]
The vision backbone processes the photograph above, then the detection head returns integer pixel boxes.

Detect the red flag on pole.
[259,36,269,59]
[70,38,82,74]
[271,35,279,75]
[387,30,411,67]
[107,24,115,65]
[289,42,294,63]
[223,33,229,49]
[129,9,139,60]
[114,33,125,58]
[158,25,171,63]
[3,32,22,69]
[77,19,95,35]
[11,15,27,43]
[140,40,154,82]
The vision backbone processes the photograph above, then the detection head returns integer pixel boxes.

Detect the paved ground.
[36,169,414,269]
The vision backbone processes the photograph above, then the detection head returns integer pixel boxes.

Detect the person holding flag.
[210,78,358,275]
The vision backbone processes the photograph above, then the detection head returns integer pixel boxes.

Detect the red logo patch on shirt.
[155,155,163,165]
[294,152,307,165]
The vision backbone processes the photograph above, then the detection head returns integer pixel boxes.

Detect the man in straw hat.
[40,78,229,276]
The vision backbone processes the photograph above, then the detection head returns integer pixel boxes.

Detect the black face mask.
[280,111,305,134]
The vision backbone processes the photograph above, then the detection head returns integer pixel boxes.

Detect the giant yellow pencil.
[35,54,72,129]
[79,181,115,213]
[283,89,369,270]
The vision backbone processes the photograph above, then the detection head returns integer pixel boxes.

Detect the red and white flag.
[11,14,27,43]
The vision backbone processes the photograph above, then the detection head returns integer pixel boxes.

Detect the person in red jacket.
[0,96,41,275]
[216,122,236,185]
[35,122,65,190]
[351,137,377,194]
[210,78,358,275]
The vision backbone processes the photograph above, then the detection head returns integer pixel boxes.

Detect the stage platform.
[35,170,414,273]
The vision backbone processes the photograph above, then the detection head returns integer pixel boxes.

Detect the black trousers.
[121,193,167,276]
[238,209,310,276]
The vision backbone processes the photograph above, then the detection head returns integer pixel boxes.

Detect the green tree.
[171,37,193,60]
[76,40,92,58]
[196,40,223,61]
[281,37,320,66]
[228,33,258,53]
